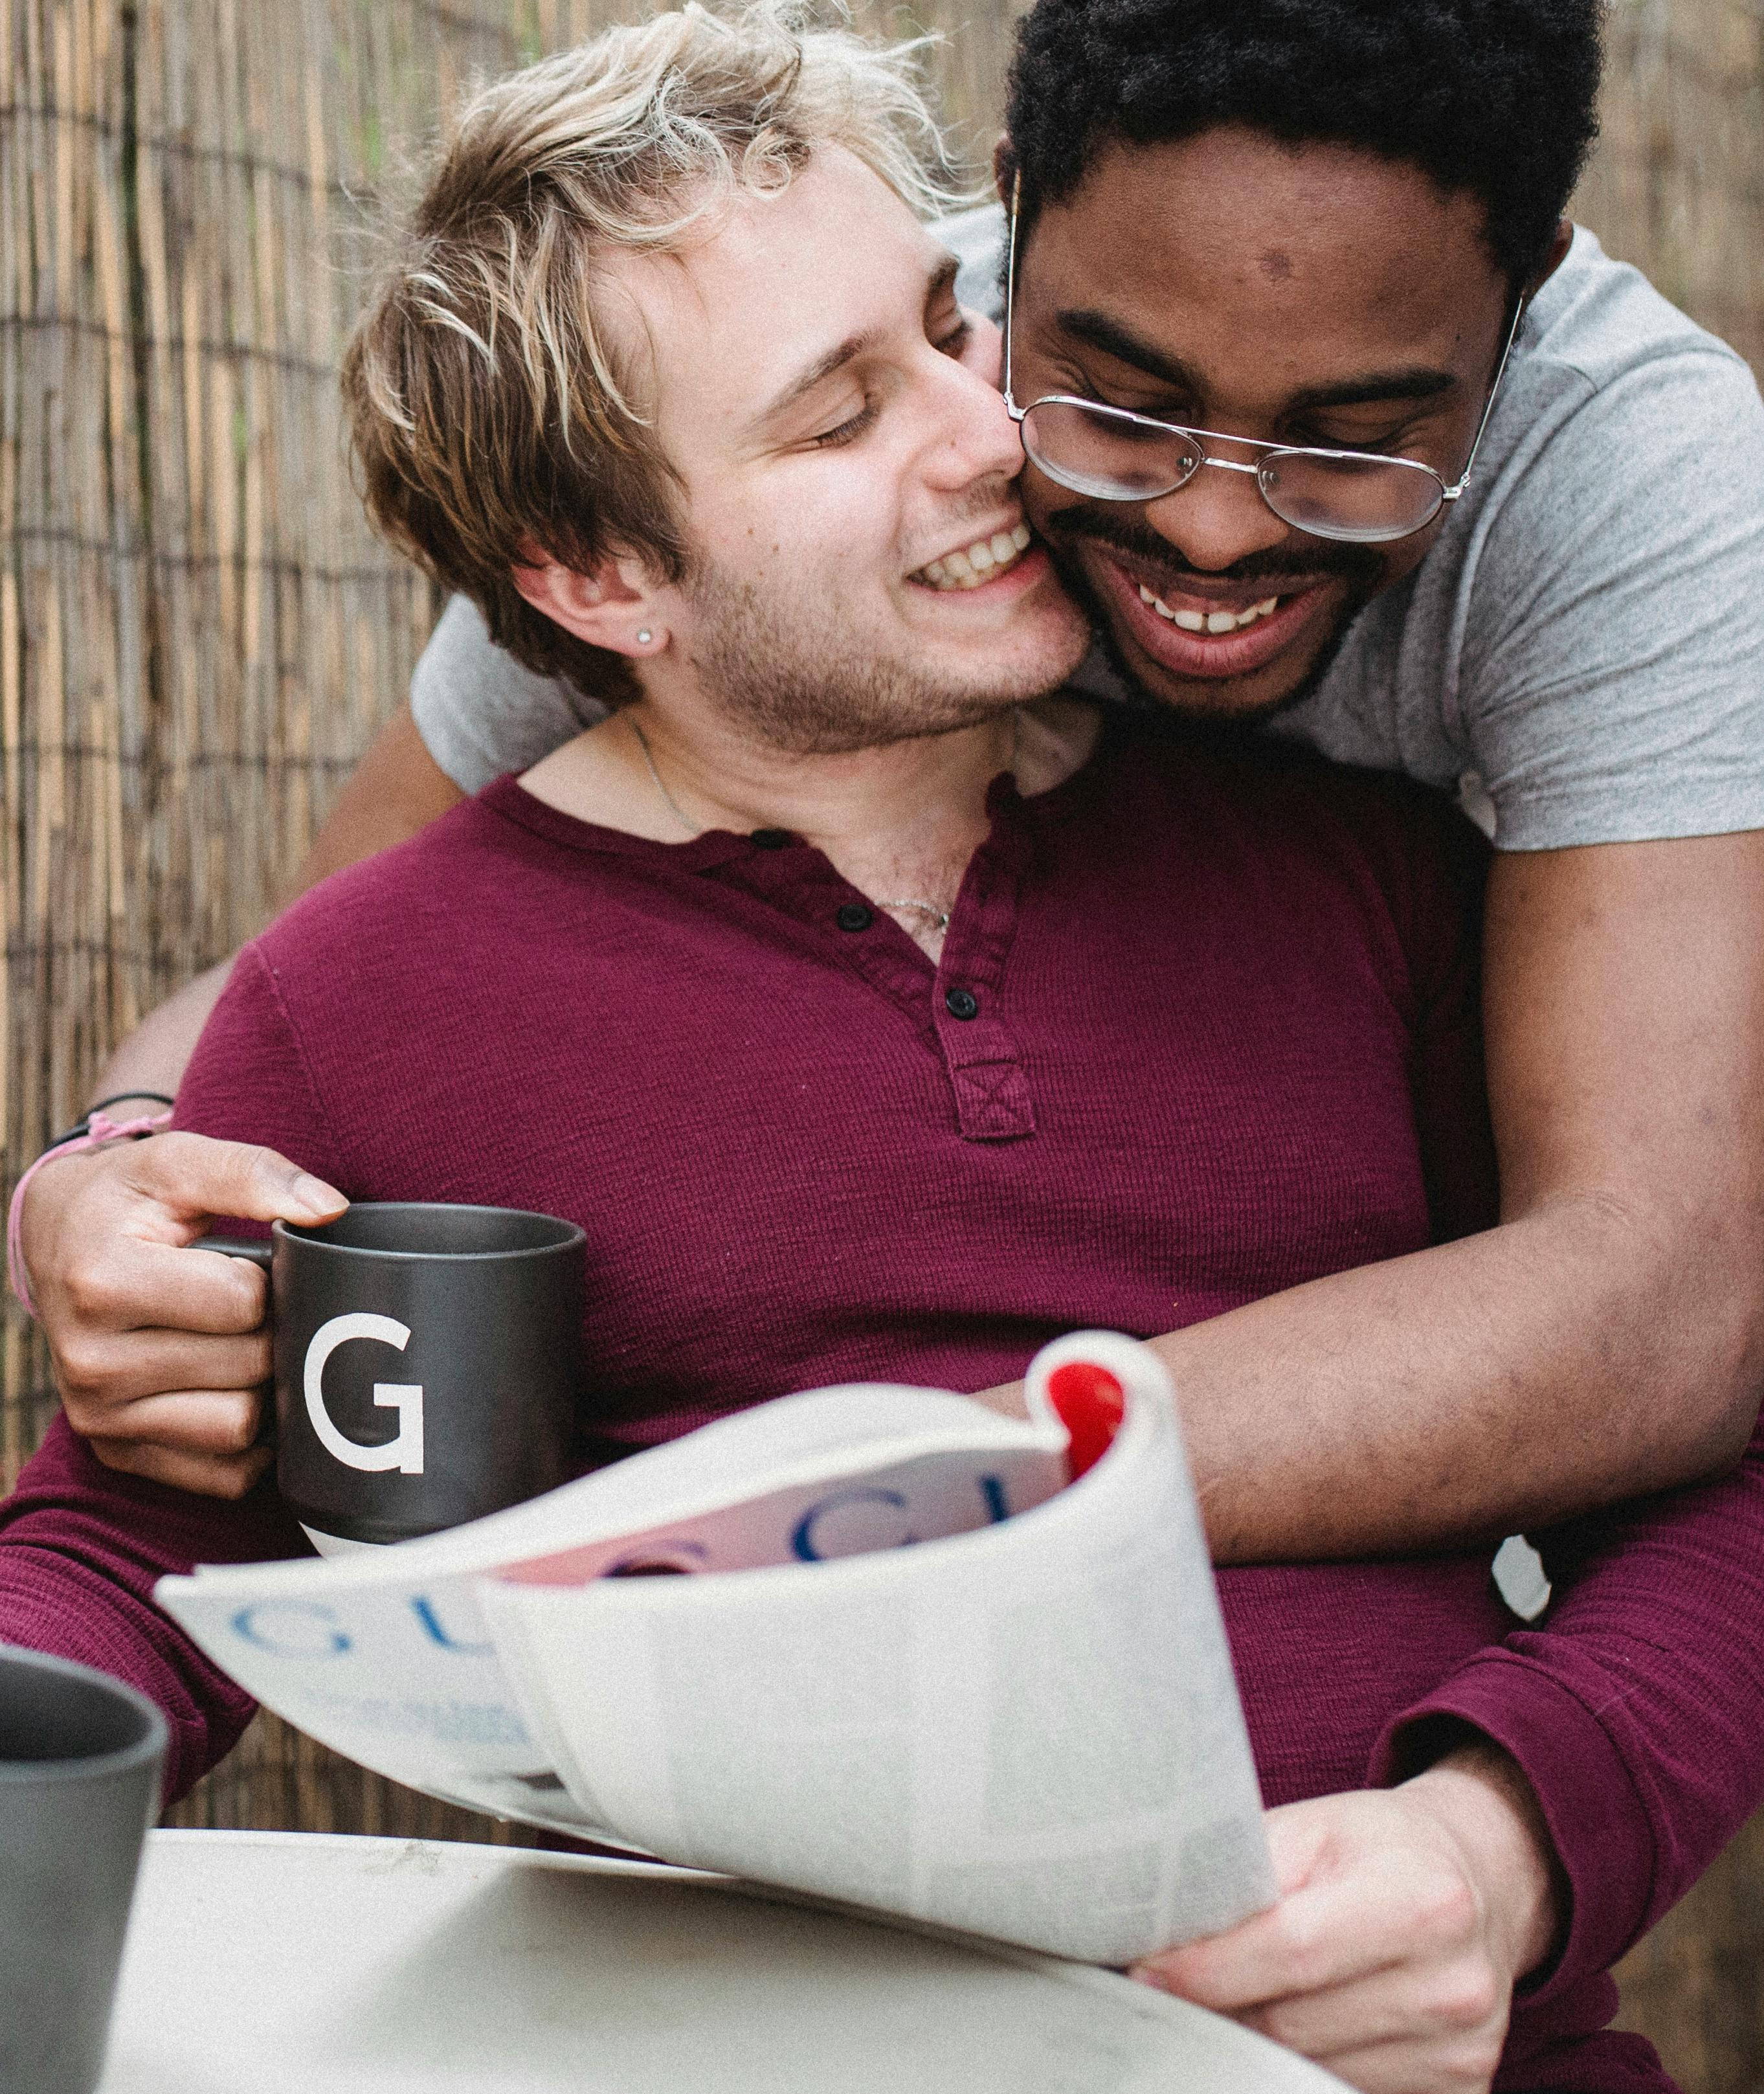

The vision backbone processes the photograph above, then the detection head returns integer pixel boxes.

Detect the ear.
[510,547,667,659]
[992,134,1014,207]
[1529,219,1575,297]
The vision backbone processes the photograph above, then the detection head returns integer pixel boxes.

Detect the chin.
[1097,602,1354,727]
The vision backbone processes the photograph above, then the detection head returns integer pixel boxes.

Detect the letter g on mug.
[303,1312,425,1475]
[223,1202,585,1545]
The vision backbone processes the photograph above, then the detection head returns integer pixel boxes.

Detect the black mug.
[0,1645,168,2094]
[209,1203,586,1549]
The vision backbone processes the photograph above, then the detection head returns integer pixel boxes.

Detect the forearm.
[84,960,234,1110]
[1151,1190,1754,1563]
[78,703,462,1118]
[1371,1402,1764,2004]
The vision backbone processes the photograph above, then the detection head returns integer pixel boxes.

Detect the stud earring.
[636,628,654,646]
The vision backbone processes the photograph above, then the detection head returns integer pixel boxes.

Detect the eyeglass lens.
[1020,401,1446,545]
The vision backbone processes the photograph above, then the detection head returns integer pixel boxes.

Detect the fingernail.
[291,1173,345,1218]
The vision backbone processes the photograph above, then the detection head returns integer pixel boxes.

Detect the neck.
[520,687,1099,955]
[631,701,1021,845]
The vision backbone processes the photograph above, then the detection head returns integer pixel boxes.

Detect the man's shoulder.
[1526,226,1754,396]
[254,783,546,976]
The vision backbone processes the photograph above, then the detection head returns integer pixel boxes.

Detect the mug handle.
[199,1235,273,1269]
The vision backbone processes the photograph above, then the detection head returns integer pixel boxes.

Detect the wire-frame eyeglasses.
[999,174,1528,546]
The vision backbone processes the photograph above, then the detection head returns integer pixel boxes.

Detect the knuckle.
[60,1254,129,1324]
[1431,1963,1504,2032]
[1412,1871,1479,1945]
[216,1397,263,1454]
[1438,2031,1505,2089]
[89,1438,152,1481]
[52,1331,122,1399]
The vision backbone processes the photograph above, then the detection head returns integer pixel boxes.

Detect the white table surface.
[99,1830,1343,2093]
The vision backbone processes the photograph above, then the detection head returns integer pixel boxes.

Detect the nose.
[1142,453,1293,572]
[917,317,1025,493]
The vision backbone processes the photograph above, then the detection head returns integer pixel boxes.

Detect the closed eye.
[809,398,881,449]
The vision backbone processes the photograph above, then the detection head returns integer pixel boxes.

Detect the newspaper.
[156,1332,1273,1962]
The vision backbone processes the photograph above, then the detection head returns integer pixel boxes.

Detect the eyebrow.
[1053,306,1462,412]
[755,255,963,427]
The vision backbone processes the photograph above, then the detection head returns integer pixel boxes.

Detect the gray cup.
[207,1202,586,1550]
[0,1645,168,2094]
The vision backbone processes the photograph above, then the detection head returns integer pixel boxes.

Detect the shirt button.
[944,987,980,1020]
[750,827,794,851]
[836,903,874,932]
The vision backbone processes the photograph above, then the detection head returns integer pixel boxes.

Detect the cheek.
[700,476,907,591]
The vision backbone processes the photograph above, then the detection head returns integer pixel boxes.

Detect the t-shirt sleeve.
[409,594,606,794]
[1370,1409,1764,2003]
[932,201,1007,324]
[1460,344,1764,849]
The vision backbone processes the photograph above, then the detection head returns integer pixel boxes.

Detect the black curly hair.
[1002,0,1602,284]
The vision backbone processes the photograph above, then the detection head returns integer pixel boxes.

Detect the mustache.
[1037,502,1387,592]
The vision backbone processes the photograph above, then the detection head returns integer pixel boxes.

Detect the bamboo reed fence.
[3,0,1763,2079]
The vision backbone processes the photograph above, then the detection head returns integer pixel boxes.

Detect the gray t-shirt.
[411,214,1764,849]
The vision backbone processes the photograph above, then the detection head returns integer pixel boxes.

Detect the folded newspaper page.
[157,1332,1273,1961]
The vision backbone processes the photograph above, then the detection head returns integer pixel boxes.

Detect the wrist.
[8,1101,175,1320]
[1403,1739,1564,1981]
[68,1092,176,1142]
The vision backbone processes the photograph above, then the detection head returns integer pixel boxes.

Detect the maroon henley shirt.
[5,712,1762,2093]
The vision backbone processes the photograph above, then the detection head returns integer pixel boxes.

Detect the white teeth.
[912,522,1037,591]
[1137,583,1286,634]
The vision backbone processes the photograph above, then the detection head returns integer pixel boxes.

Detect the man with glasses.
[4,23,1763,2092]
[14,10,1764,1591]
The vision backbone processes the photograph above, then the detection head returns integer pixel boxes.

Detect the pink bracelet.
[7,1109,174,1320]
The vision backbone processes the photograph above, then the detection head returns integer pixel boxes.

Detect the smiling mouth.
[1136,583,1284,633]
[911,522,1034,591]
[1088,548,1340,682]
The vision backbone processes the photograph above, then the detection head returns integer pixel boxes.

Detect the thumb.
[124,1131,347,1230]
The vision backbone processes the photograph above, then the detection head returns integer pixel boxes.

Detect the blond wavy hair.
[342,2,966,707]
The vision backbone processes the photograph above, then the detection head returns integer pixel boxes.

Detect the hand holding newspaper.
[156,1333,1273,1962]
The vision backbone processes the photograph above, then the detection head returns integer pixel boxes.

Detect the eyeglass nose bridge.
[1156,438,1275,508]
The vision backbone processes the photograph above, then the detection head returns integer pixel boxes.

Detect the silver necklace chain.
[627,709,1023,940]
[629,714,702,840]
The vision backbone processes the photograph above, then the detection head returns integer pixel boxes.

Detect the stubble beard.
[682,561,1079,758]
